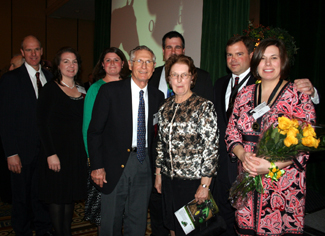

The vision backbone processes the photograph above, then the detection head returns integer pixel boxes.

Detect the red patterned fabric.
[225,82,316,235]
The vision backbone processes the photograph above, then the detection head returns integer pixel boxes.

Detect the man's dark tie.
[35,72,42,95]
[137,90,146,163]
[226,77,239,119]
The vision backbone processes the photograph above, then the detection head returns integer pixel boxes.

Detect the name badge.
[248,102,270,120]
[153,112,158,125]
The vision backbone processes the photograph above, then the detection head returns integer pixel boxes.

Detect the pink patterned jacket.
[225,82,316,235]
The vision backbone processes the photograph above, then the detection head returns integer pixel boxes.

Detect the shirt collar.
[232,67,251,82]
[25,62,42,74]
[131,77,148,95]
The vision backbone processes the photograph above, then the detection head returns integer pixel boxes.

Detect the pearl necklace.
[61,81,75,89]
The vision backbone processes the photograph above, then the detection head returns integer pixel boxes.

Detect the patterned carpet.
[0,201,153,235]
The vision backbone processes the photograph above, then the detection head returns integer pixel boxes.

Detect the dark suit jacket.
[0,64,52,164]
[88,78,164,194]
[213,73,256,184]
[149,65,214,102]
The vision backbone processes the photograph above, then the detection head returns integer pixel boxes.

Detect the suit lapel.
[147,86,155,130]
[20,65,37,100]
[222,74,232,123]
[123,79,133,138]
[42,68,52,82]
[147,85,156,150]
[246,74,256,86]
[149,66,163,88]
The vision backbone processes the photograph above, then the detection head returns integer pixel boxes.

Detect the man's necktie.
[137,90,146,163]
[226,77,239,119]
[35,72,42,95]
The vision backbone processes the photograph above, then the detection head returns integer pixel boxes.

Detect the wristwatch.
[201,184,209,188]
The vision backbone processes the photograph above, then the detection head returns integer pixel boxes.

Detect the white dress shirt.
[158,66,168,99]
[25,62,47,98]
[131,78,149,148]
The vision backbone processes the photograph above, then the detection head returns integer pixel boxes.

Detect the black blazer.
[149,65,214,102]
[0,64,52,164]
[88,78,164,194]
[213,73,256,184]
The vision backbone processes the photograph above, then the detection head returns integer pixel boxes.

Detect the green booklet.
[174,191,219,235]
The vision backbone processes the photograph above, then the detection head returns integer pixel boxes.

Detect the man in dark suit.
[0,35,52,236]
[213,36,256,236]
[213,35,320,236]
[149,31,214,236]
[0,54,25,204]
[88,45,164,236]
[149,31,213,101]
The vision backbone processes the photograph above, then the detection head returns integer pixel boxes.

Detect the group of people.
[0,30,319,236]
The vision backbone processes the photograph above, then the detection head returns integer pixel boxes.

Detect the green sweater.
[82,79,106,157]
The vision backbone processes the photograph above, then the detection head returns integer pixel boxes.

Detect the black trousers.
[11,155,52,236]
[0,139,11,203]
[149,187,169,236]
[162,175,202,236]
[214,175,237,236]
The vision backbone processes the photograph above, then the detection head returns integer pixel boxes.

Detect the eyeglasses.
[169,73,192,80]
[132,59,154,67]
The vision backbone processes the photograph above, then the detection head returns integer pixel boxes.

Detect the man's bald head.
[9,54,25,71]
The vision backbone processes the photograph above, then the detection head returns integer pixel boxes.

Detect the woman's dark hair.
[52,47,82,85]
[92,47,130,82]
[251,38,290,80]
[165,54,197,89]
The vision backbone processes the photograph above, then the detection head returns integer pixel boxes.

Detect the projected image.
[111,0,202,66]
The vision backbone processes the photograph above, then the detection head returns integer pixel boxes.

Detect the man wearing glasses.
[150,31,213,101]
[88,45,164,236]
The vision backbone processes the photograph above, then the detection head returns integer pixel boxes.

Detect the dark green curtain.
[200,0,250,84]
[260,1,325,196]
[93,0,112,66]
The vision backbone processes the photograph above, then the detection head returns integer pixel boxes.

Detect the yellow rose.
[272,167,277,173]
[276,171,282,179]
[292,119,299,128]
[278,117,293,131]
[287,127,299,137]
[284,135,298,147]
[303,124,316,138]
[314,138,320,148]
[279,129,287,135]
[268,172,274,178]
[302,136,318,148]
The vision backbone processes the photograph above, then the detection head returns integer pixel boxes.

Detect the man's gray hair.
[129,45,156,65]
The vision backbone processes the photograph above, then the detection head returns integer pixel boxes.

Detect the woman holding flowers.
[225,38,316,235]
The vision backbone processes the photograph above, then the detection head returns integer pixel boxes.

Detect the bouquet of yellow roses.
[229,116,325,209]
